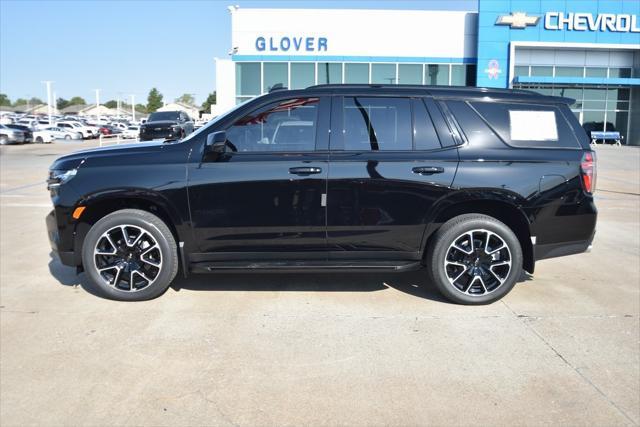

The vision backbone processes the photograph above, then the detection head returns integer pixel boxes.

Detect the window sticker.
[509,110,558,141]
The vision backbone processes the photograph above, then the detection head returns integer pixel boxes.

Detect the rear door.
[326,95,458,261]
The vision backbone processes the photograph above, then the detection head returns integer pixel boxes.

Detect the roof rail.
[269,83,288,93]
[306,83,535,95]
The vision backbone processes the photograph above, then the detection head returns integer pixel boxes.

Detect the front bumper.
[46,209,77,266]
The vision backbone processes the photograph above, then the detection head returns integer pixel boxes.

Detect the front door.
[326,96,459,261]
[188,96,330,260]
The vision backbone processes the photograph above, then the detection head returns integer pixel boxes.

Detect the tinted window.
[341,97,412,151]
[225,97,319,152]
[470,101,581,148]
[413,99,441,150]
[148,112,180,122]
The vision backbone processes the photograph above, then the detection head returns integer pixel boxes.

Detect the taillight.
[581,151,597,194]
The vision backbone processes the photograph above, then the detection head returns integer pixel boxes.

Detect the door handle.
[412,166,444,175]
[289,166,322,175]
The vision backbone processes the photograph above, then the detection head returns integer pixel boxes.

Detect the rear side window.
[342,97,412,151]
[412,98,441,150]
[470,101,581,148]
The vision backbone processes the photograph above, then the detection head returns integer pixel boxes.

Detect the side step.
[190,260,422,273]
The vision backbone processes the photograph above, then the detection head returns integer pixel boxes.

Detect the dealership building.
[214,0,639,145]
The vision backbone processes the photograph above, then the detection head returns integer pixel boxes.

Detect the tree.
[175,93,195,106]
[104,100,117,109]
[68,96,86,106]
[135,103,147,113]
[0,93,10,106]
[201,91,217,112]
[29,97,43,105]
[13,98,27,106]
[56,98,70,110]
[146,88,163,113]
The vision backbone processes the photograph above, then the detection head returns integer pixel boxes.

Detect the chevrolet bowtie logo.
[495,12,540,29]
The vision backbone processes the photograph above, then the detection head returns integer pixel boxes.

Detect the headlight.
[172,125,180,132]
[47,169,77,190]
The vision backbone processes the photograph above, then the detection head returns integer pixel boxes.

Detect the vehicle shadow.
[47,252,103,298]
[170,270,451,303]
[48,252,531,304]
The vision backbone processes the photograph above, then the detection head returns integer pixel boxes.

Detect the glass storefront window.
[236,62,261,96]
[585,67,607,77]
[425,64,449,85]
[263,62,288,92]
[584,88,606,100]
[583,100,606,110]
[451,65,468,86]
[345,63,369,83]
[514,66,529,77]
[398,64,422,84]
[531,66,553,77]
[371,64,396,84]
[317,63,342,84]
[555,67,583,77]
[290,63,315,89]
[609,68,632,78]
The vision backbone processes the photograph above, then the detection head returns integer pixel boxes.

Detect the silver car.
[0,124,25,145]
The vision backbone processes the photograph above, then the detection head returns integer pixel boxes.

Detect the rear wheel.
[64,135,71,140]
[0,135,8,145]
[35,136,44,143]
[81,209,179,301]
[426,214,523,305]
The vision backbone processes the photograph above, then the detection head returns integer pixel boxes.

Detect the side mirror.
[206,131,227,153]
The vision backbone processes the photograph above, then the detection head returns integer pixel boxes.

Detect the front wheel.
[426,214,523,305]
[64,135,71,140]
[81,209,179,301]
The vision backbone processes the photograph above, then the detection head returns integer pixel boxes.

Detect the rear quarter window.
[469,101,581,149]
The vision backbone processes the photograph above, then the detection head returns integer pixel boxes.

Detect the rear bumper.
[534,228,596,261]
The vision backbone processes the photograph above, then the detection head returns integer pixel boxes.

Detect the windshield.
[148,112,180,122]
[182,98,254,143]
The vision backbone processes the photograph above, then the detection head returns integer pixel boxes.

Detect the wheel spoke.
[141,243,159,257]
[452,266,469,283]
[488,268,505,284]
[105,234,119,252]
[490,260,510,267]
[111,266,123,287]
[140,257,160,267]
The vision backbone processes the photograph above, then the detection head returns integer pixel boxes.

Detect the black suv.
[46,85,597,304]
[139,111,194,141]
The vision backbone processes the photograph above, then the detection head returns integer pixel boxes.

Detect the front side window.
[341,97,412,151]
[225,97,319,152]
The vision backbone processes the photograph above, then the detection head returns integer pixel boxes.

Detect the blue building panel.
[477,0,640,88]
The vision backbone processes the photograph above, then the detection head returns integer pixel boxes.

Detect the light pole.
[94,89,101,124]
[130,94,135,122]
[42,81,53,126]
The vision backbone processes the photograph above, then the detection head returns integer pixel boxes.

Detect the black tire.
[426,214,523,305]
[81,209,179,301]
[35,136,44,143]
[64,135,71,140]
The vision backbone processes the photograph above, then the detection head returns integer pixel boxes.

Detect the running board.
[190,260,422,273]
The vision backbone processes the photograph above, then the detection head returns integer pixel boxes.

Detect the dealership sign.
[255,36,328,52]
[497,12,640,32]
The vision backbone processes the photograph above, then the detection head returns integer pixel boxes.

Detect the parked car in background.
[17,119,39,130]
[40,126,83,141]
[139,111,194,141]
[122,126,140,139]
[0,124,26,144]
[57,121,94,139]
[98,125,123,136]
[6,124,33,143]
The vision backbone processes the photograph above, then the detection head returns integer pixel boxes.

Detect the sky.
[0,0,477,107]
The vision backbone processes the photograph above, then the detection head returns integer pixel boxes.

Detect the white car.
[34,126,82,142]
[122,126,140,139]
[56,121,94,139]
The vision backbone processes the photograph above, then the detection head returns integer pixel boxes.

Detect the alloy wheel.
[93,224,162,292]
[444,229,512,296]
